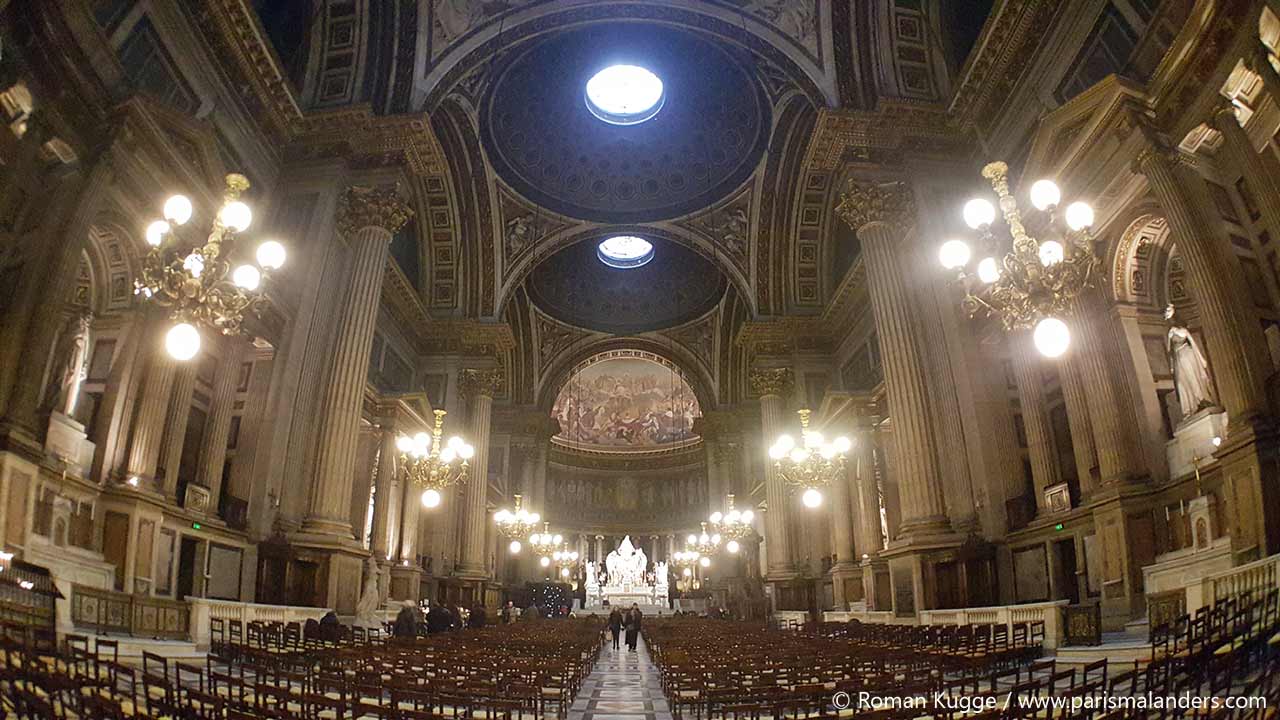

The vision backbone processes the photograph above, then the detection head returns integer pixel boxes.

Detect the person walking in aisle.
[607,608,623,650]
[624,604,642,651]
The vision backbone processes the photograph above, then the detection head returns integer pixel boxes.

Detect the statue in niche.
[45,310,92,419]
[1165,305,1218,422]
[354,556,381,626]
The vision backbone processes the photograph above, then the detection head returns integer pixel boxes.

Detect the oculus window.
[597,235,655,268]
[585,65,665,125]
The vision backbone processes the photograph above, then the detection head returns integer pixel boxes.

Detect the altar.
[584,536,668,609]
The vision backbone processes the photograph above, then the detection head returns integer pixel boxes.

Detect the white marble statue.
[605,536,648,586]
[1165,305,1217,421]
[354,556,381,626]
[585,560,598,589]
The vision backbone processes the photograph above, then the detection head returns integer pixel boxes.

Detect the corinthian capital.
[336,185,414,239]
[749,367,794,398]
[836,180,916,232]
[459,368,505,399]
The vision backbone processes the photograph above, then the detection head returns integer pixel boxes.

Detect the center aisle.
[569,637,674,720]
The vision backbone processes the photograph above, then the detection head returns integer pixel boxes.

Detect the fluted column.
[125,342,178,487]
[828,462,857,567]
[303,187,412,537]
[455,368,502,578]
[197,338,246,508]
[160,365,198,499]
[1136,142,1271,424]
[852,430,882,557]
[837,182,949,535]
[1010,332,1062,511]
[370,427,397,560]
[1058,353,1098,496]
[751,367,796,579]
[398,457,420,565]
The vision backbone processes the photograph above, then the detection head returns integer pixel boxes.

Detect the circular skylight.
[597,236,654,268]
[585,65,665,125]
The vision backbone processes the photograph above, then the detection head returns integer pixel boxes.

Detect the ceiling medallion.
[596,235,654,268]
[585,65,665,126]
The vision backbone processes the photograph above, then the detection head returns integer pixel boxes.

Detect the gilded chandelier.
[135,174,287,360]
[687,522,721,556]
[396,409,474,509]
[529,522,562,555]
[768,409,851,509]
[495,494,541,554]
[708,494,755,553]
[545,544,580,579]
[938,162,1097,358]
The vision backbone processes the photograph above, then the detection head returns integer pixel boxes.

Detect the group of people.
[606,604,644,651]
[392,600,556,638]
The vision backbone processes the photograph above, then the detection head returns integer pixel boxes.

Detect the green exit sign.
[1054,523,1064,531]
[192,522,202,530]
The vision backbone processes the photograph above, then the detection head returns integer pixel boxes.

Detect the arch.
[83,216,144,316]
[535,336,718,416]
[417,2,834,112]
[495,221,755,321]
[1110,211,1174,308]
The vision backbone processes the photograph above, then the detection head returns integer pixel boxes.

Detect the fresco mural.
[552,351,700,451]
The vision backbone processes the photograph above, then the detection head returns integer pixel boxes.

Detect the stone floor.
[569,636,673,720]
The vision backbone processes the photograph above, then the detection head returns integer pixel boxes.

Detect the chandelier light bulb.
[256,240,287,270]
[726,540,740,553]
[540,556,550,567]
[699,556,711,568]
[768,443,787,460]
[1033,317,1071,358]
[977,257,1000,284]
[1064,201,1095,231]
[232,264,261,291]
[775,434,795,453]
[687,534,697,545]
[833,436,852,453]
[495,509,512,523]
[963,198,996,229]
[709,511,723,524]
[726,510,741,523]
[164,194,193,225]
[509,540,522,554]
[458,443,475,460]
[801,488,823,508]
[421,489,441,508]
[789,447,809,464]
[183,253,206,279]
[682,568,692,577]
[396,435,413,453]
[741,510,754,523]
[146,220,170,247]
[219,201,252,232]
[1029,179,1061,211]
[165,322,201,361]
[560,567,570,578]
[803,430,824,449]
[553,534,562,544]
[440,447,456,463]
[413,432,431,449]
[938,238,972,270]
[1038,240,1064,267]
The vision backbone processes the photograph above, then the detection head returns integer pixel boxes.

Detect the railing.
[821,600,1068,649]
[822,609,895,624]
[1203,552,1280,604]
[70,585,190,640]
[188,598,331,649]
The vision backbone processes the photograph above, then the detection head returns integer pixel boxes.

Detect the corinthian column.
[160,364,197,499]
[125,335,178,488]
[455,368,503,578]
[370,425,398,561]
[197,338,246,509]
[1010,332,1061,511]
[1058,353,1098,496]
[1135,142,1271,424]
[837,181,949,536]
[750,367,796,580]
[303,186,412,537]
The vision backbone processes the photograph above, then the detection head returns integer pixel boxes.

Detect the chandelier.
[395,409,474,509]
[686,522,721,556]
[708,494,755,553]
[937,162,1098,358]
[529,522,562,555]
[135,174,287,360]
[494,494,540,553]
[544,545,580,580]
[767,409,851,509]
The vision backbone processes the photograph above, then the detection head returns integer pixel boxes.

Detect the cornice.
[802,102,964,172]
[199,0,303,142]
[382,262,515,360]
[290,106,445,177]
[947,0,1060,130]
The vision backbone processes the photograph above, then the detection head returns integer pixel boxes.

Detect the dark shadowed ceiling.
[480,23,771,223]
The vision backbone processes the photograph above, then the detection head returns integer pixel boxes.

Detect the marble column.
[303,186,412,537]
[837,182,949,535]
[750,367,796,580]
[852,430,882,557]
[1010,331,1062,511]
[1058,353,1098,497]
[197,338,246,508]
[369,427,397,561]
[828,463,858,566]
[160,364,197,499]
[1136,142,1271,424]
[455,368,502,578]
[398,456,421,565]
[125,341,178,487]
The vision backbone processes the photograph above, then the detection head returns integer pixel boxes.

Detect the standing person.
[607,608,623,650]
[468,602,487,629]
[624,604,642,651]
[500,601,514,624]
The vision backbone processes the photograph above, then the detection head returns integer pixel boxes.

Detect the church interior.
[4,0,1280,716]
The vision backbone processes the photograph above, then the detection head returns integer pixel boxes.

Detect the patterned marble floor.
[568,637,673,720]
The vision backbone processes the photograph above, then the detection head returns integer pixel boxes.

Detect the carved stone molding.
[336,186,414,239]
[835,180,916,232]
[459,368,506,399]
[748,367,794,398]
